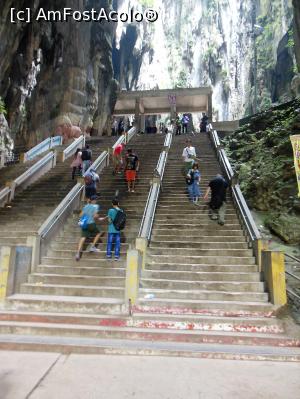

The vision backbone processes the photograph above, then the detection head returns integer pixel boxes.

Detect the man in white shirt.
[182,139,196,175]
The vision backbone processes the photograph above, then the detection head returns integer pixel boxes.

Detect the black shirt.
[209,176,228,207]
[125,154,139,170]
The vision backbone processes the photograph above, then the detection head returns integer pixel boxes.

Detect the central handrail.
[39,183,84,239]
[138,132,173,241]
[23,136,62,162]
[0,186,11,207]
[62,135,85,162]
[14,152,55,187]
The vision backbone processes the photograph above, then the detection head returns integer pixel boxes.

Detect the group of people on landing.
[175,112,208,135]
[182,139,228,226]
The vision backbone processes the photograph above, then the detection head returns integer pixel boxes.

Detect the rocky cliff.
[0,0,118,151]
[116,0,297,120]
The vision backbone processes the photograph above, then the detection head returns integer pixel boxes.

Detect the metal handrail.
[164,132,173,148]
[14,152,55,186]
[138,133,173,241]
[112,127,136,150]
[39,183,84,239]
[24,136,62,162]
[208,124,261,242]
[284,253,300,300]
[232,185,261,241]
[63,135,85,161]
[219,149,234,181]
[0,186,11,204]
[86,151,109,175]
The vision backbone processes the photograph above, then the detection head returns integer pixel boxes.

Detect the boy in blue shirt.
[100,199,121,260]
[75,195,102,261]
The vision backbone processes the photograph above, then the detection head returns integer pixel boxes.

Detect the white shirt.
[182,146,196,162]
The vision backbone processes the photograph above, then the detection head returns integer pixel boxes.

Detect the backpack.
[78,214,89,230]
[81,149,91,161]
[186,170,194,185]
[84,174,93,186]
[113,209,126,231]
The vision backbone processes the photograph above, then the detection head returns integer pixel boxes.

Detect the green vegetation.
[223,99,300,243]
[138,0,154,8]
[0,97,7,115]
[287,29,295,49]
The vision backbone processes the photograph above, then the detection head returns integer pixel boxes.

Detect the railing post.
[253,239,268,272]
[125,249,142,306]
[136,237,148,271]
[261,250,287,306]
[0,246,11,301]
[27,235,41,272]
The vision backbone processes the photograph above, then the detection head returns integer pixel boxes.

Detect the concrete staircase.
[0,137,114,247]
[0,133,299,360]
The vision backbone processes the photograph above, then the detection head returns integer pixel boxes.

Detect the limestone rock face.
[0,0,118,150]
[293,0,300,70]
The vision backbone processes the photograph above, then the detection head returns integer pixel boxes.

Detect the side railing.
[284,254,300,302]
[61,135,85,162]
[208,123,288,307]
[27,127,137,273]
[125,132,173,309]
[0,186,11,208]
[22,136,63,163]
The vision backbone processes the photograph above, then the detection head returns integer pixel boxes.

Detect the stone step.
[41,257,126,267]
[29,274,125,287]
[0,237,28,245]
[154,215,239,222]
[145,262,257,272]
[148,248,254,257]
[6,294,126,314]
[150,241,249,249]
[20,283,125,298]
[134,299,275,317]
[47,249,127,258]
[151,231,245,238]
[152,223,242,231]
[140,278,265,292]
[0,310,285,334]
[0,321,297,348]
[142,270,261,282]
[139,288,268,302]
[37,265,125,276]
[51,242,130,250]
[148,255,256,265]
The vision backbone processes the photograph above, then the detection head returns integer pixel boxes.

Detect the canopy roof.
[113,87,212,116]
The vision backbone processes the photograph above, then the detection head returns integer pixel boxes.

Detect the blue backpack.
[78,214,89,230]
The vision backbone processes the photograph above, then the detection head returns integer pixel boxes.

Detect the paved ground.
[1,351,300,399]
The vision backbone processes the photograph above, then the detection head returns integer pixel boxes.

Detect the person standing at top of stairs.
[204,174,228,226]
[124,148,140,193]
